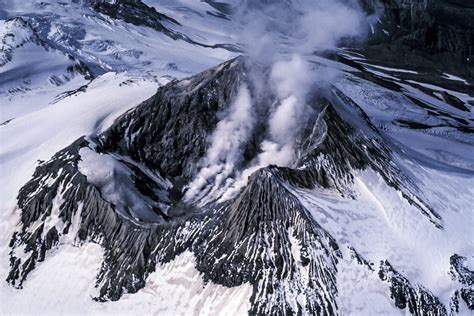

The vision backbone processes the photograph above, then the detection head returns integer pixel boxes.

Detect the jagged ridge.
[6,57,464,315]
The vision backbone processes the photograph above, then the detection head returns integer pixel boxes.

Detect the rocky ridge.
[6,57,470,314]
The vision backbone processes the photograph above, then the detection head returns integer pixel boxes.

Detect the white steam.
[297,1,366,52]
[259,55,314,167]
[186,0,373,203]
[218,56,318,201]
[238,0,368,62]
[184,83,254,202]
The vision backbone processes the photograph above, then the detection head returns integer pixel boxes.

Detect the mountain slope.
[4,57,473,315]
[0,17,90,122]
[1,0,473,315]
[361,0,474,77]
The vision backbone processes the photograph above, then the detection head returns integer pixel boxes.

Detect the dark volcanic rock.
[90,0,178,32]
[99,57,247,182]
[89,0,241,52]
[6,56,449,315]
[194,166,341,314]
[378,260,447,315]
[6,136,342,314]
[0,17,92,79]
[449,254,474,311]
[363,0,474,58]
[6,137,185,297]
[360,0,474,76]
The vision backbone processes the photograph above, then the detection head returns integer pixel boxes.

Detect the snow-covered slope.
[1,0,237,76]
[0,0,473,315]
[0,17,90,122]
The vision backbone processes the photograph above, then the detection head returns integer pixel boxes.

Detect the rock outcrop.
[6,57,457,315]
[360,0,474,76]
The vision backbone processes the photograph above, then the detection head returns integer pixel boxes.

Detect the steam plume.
[184,83,254,202]
[187,0,373,203]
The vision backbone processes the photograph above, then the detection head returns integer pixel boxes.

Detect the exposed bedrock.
[6,56,457,314]
[360,0,474,77]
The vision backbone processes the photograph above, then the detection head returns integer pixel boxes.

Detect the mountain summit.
[1,0,473,315]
